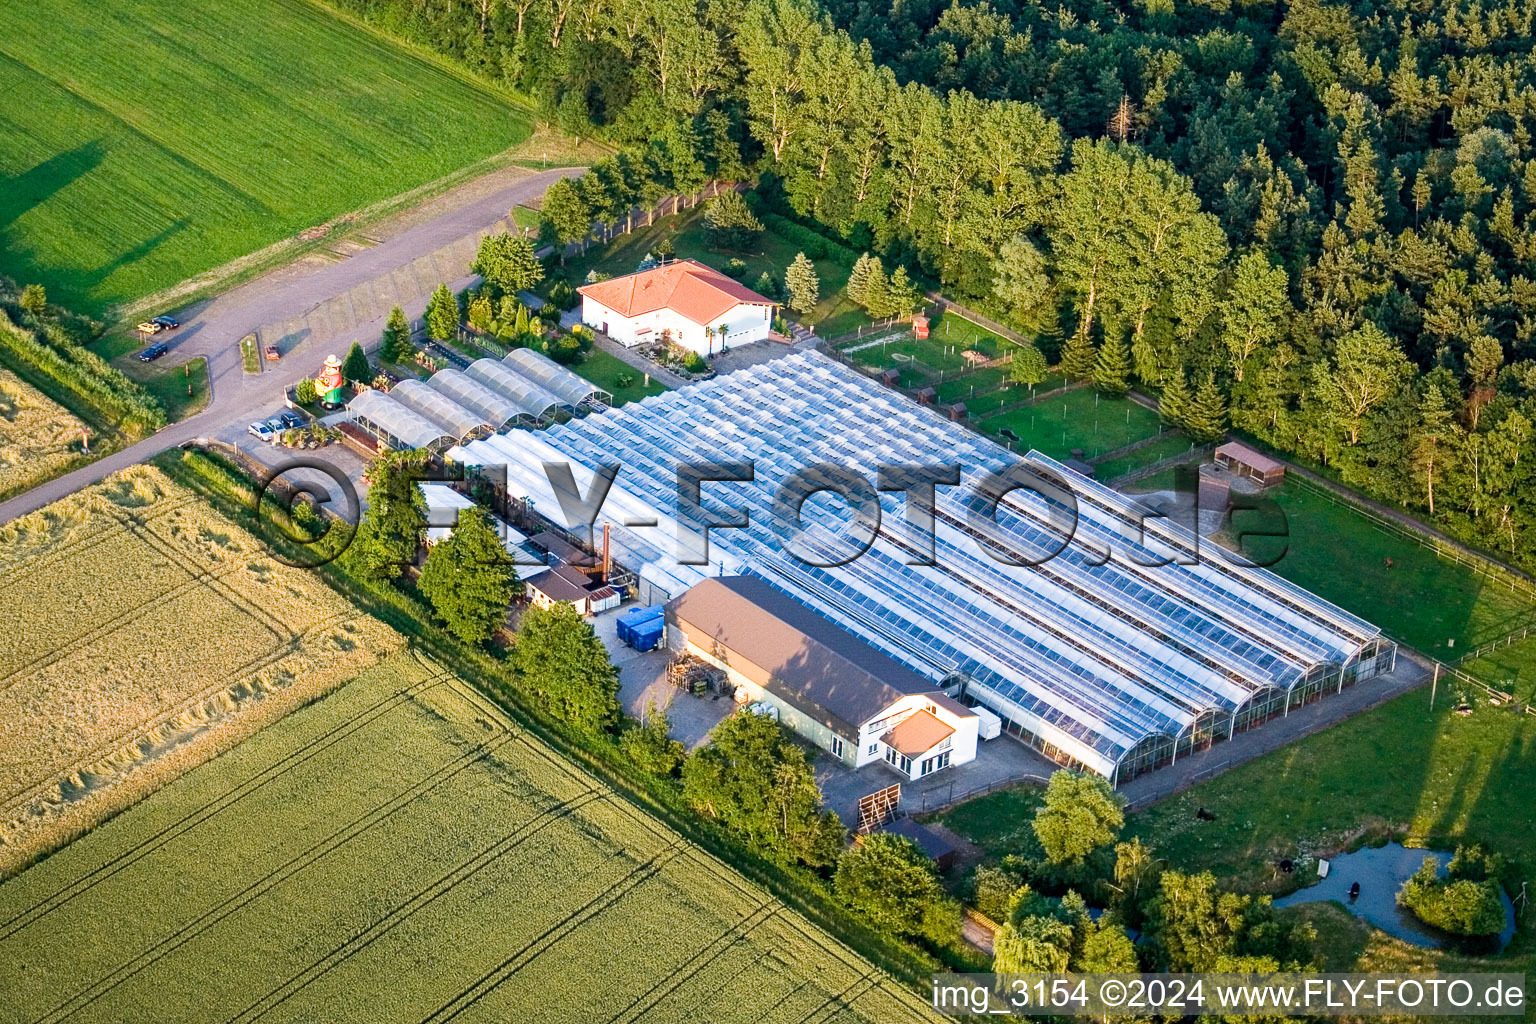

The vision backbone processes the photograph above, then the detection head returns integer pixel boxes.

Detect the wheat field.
[0,368,86,499]
[0,465,403,876]
[0,652,939,1024]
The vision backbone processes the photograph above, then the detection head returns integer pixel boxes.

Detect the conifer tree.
[426,284,458,342]
[379,306,411,364]
[1158,369,1192,428]
[785,252,820,314]
[846,253,878,306]
[1060,332,1098,380]
[887,265,921,317]
[1093,332,1130,394]
[1185,373,1229,443]
[861,258,891,316]
[341,340,370,383]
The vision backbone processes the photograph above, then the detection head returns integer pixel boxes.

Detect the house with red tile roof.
[577,259,776,355]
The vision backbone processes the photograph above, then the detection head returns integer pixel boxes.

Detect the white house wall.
[582,297,772,354]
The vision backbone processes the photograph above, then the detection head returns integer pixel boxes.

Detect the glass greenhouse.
[446,351,1395,783]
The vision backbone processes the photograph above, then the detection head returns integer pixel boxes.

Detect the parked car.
[248,421,276,442]
[138,343,169,362]
[277,410,304,430]
[265,345,280,361]
[135,321,165,335]
[150,315,180,329]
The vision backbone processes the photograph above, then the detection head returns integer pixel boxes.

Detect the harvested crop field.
[0,367,86,499]
[0,652,937,1024]
[0,466,403,876]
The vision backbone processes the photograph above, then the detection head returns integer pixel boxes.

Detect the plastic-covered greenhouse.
[388,380,486,441]
[464,359,565,421]
[348,389,455,451]
[425,369,525,431]
[503,348,610,408]
[446,351,1395,783]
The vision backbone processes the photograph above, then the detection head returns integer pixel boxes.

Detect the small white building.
[667,576,980,779]
[577,259,776,356]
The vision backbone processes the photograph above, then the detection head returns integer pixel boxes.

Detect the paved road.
[0,167,583,525]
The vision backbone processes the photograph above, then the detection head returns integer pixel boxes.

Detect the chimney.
[603,521,612,582]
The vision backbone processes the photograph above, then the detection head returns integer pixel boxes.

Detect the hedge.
[762,214,859,268]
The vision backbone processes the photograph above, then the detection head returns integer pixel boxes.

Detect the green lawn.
[1125,689,1536,886]
[979,388,1165,459]
[575,348,669,406]
[1247,482,1536,669]
[121,355,210,421]
[1091,432,1200,482]
[0,0,530,314]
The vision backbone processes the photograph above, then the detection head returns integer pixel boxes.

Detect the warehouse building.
[668,576,980,776]
[446,352,1396,784]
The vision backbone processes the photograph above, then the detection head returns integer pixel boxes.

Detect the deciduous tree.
[418,506,521,644]
[512,603,621,731]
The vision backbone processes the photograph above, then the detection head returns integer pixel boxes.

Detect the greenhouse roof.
[503,348,609,408]
[463,359,564,420]
[388,379,486,440]
[426,369,525,430]
[348,389,453,451]
[445,351,1386,778]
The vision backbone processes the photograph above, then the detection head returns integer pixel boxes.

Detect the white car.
[248,420,276,442]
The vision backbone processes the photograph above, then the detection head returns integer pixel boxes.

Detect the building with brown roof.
[577,259,776,356]
[667,576,979,778]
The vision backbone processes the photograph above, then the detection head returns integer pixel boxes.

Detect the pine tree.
[380,305,411,364]
[1185,373,1229,443]
[887,265,921,317]
[425,284,458,342]
[1158,369,1192,428]
[846,253,877,307]
[861,258,891,316]
[753,271,778,300]
[785,252,820,314]
[1093,332,1130,394]
[1060,332,1098,380]
[418,507,521,644]
[341,341,370,383]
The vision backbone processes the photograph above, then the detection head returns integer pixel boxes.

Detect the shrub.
[1398,848,1507,936]
[683,351,708,373]
[294,378,318,405]
[724,258,748,279]
[543,333,584,364]
[0,308,164,437]
[547,279,578,311]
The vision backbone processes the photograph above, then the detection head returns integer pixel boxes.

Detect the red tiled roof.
[881,710,955,757]
[577,259,774,326]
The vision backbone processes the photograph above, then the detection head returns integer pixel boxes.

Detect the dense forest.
[332,0,1536,569]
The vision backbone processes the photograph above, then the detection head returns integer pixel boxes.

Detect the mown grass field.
[574,349,670,406]
[0,651,939,1024]
[0,465,403,876]
[0,367,87,499]
[0,0,531,314]
[979,387,1166,459]
[1091,431,1200,482]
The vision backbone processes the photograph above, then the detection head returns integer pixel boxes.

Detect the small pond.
[1274,843,1516,952]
